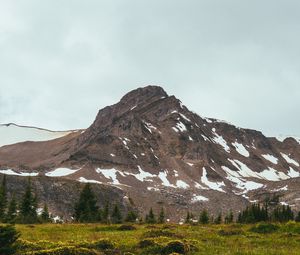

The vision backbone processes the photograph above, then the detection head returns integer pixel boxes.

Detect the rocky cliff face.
[1,86,300,221]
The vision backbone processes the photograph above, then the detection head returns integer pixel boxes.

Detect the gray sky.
[0,0,299,137]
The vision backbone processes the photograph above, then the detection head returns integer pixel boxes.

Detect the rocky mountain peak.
[119,85,168,106]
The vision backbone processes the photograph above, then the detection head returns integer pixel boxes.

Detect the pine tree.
[145,207,156,224]
[101,202,110,224]
[158,207,165,224]
[111,204,122,224]
[40,204,51,223]
[214,212,222,224]
[225,210,234,224]
[74,183,99,222]
[125,211,138,223]
[5,194,18,224]
[19,178,38,224]
[199,209,209,224]
[0,175,7,222]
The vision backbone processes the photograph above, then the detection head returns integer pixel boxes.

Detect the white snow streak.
[46,168,80,177]
[232,141,250,157]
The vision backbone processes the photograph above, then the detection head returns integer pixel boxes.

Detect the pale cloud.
[0,0,299,136]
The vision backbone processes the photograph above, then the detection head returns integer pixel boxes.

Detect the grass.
[10,222,300,254]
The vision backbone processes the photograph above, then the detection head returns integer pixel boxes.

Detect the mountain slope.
[1,86,300,220]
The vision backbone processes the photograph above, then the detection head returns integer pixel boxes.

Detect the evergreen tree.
[125,211,138,223]
[74,183,99,222]
[0,175,7,222]
[101,202,110,224]
[19,178,38,224]
[145,207,156,224]
[225,210,234,224]
[295,211,300,222]
[158,207,165,224]
[111,204,122,224]
[5,194,18,224]
[272,205,294,222]
[0,225,20,255]
[214,212,222,224]
[40,204,51,223]
[199,209,209,224]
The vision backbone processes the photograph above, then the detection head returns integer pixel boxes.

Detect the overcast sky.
[0,0,299,136]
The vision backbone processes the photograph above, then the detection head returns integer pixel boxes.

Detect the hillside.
[1,86,300,221]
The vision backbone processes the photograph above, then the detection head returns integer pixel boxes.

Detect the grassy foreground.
[12,222,300,254]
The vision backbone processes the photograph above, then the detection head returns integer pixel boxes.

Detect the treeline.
[2,175,300,225]
[0,176,51,224]
[74,183,166,224]
[185,203,300,225]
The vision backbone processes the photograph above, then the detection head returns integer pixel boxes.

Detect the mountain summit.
[1,86,300,221]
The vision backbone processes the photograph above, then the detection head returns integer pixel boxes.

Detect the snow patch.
[132,166,156,182]
[201,168,225,192]
[262,154,278,164]
[191,194,209,202]
[96,168,123,185]
[46,168,80,177]
[259,167,289,181]
[232,141,250,157]
[281,153,299,167]
[212,128,230,153]
[288,167,300,178]
[0,123,75,147]
[172,121,187,132]
[78,177,102,184]
[176,180,189,189]
[179,113,191,122]
[0,169,39,176]
[158,171,175,187]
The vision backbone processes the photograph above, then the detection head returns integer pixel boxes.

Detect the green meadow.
[6,222,300,254]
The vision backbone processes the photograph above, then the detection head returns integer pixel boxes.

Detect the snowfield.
[0,169,39,176]
[0,123,75,147]
[45,168,80,177]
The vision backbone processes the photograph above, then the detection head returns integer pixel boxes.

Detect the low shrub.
[117,225,137,231]
[281,221,300,234]
[92,239,115,250]
[250,223,279,234]
[162,240,189,255]
[0,225,20,255]
[23,246,98,255]
[138,239,157,248]
[16,240,59,251]
[79,239,115,250]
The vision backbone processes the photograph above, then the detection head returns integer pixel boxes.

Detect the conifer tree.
[74,183,99,222]
[111,204,122,224]
[225,210,234,224]
[125,211,138,223]
[145,207,156,224]
[214,212,222,224]
[40,204,51,223]
[101,202,110,224]
[0,175,7,222]
[185,211,191,223]
[158,207,165,224]
[19,178,38,224]
[6,194,18,224]
[199,209,209,224]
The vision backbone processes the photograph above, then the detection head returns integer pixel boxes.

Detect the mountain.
[1,86,300,221]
